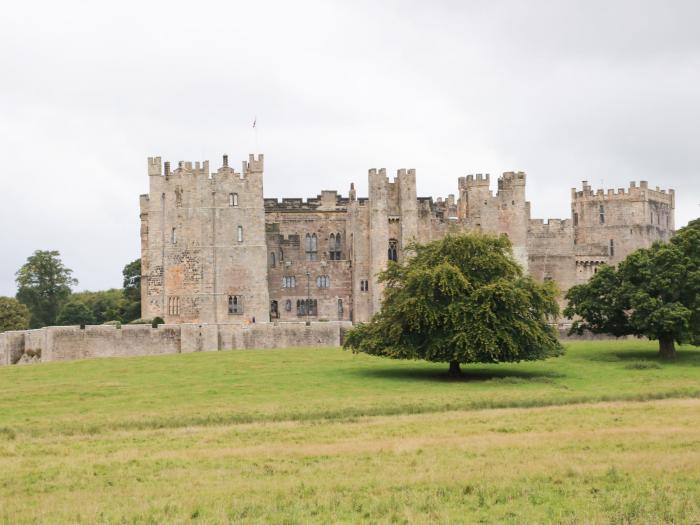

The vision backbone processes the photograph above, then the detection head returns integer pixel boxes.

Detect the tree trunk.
[659,335,676,359]
[449,360,462,377]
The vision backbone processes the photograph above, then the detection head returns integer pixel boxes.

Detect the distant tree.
[122,259,141,322]
[56,298,95,326]
[343,234,563,375]
[15,250,78,328]
[0,297,31,332]
[564,219,700,358]
[72,289,126,324]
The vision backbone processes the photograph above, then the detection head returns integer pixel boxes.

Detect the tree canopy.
[343,234,563,374]
[15,250,77,328]
[0,297,31,332]
[122,258,141,322]
[564,219,700,358]
[56,298,96,326]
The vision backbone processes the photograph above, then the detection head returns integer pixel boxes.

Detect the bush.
[152,316,164,328]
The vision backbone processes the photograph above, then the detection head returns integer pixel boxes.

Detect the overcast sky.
[0,0,698,296]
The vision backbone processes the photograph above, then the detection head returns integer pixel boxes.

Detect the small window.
[609,239,615,257]
[282,276,296,288]
[285,299,292,311]
[388,239,398,262]
[337,299,343,319]
[229,193,238,207]
[330,233,342,260]
[171,228,177,244]
[228,295,243,314]
[360,279,369,292]
[305,233,318,261]
[175,188,182,207]
[270,300,279,319]
[573,212,578,226]
[317,275,330,288]
[167,296,180,316]
[237,225,243,243]
[599,205,605,225]
[270,252,276,268]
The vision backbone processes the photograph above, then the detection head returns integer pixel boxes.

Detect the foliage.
[71,289,128,324]
[343,234,563,372]
[121,258,141,322]
[15,250,77,328]
[56,298,96,326]
[152,316,164,327]
[565,219,700,357]
[0,297,31,332]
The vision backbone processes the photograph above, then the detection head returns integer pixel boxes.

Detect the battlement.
[368,168,416,185]
[242,153,264,174]
[571,180,674,206]
[264,193,349,212]
[529,218,572,231]
[147,154,267,181]
[498,171,526,188]
[459,173,491,189]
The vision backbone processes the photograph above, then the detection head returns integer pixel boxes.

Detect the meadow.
[1,340,700,523]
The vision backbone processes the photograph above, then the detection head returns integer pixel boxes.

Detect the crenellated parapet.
[571,180,675,208]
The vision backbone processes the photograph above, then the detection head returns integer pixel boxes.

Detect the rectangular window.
[599,205,605,225]
[609,239,615,257]
[171,228,177,244]
[228,295,243,314]
[167,297,179,316]
[237,225,243,243]
[573,212,578,226]
[360,279,369,292]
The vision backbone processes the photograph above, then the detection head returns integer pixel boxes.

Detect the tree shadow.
[597,347,700,366]
[349,365,564,383]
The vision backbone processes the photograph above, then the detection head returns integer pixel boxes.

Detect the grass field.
[1,340,700,523]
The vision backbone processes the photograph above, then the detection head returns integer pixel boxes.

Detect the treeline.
[0,251,142,332]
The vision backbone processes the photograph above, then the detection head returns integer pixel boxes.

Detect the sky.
[0,0,698,296]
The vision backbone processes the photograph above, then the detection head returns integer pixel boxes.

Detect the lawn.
[1,340,699,523]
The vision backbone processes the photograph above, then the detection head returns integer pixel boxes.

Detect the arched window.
[280,248,284,261]
[270,252,276,267]
[285,299,292,311]
[167,297,180,316]
[330,233,342,260]
[228,295,243,314]
[316,275,330,288]
[305,233,318,261]
[282,276,296,288]
[229,193,238,207]
[171,227,177,244]
[270,300,279,319]
[237,225,243,243]
[388,239,398,262]
[360,279,369,292]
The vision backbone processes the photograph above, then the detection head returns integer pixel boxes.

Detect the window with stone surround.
[317,275,330,288]
[330,233,342,260]
[282,276,296,288]
[360,279,369,292]
[285,299,292,311]
[228,295,243,314]
[297,299,317,316]
[229,193,238,207]
[609,239,615,257]
[305,233,318,261]
[337,299,343,319]
[388,239,398,262]
[237,225,243,243]
[171,227,177,244]
[167,296,179,316]
[599,205,605,224]
[270,252,276,267]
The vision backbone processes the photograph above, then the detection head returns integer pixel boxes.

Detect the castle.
[139,154,675,325]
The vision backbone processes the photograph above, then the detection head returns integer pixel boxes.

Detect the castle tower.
[140,154,270,324]
[571,180,675,275]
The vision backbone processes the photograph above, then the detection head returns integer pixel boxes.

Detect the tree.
[71,289,126,324]
[56,298,95,326]
[122,259,141,322]
[564,219,700,358]
[0,297,31,332]
[15,250,78,328]
[343,234,563,375]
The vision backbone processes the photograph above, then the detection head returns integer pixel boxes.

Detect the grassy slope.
[1,340,699,523]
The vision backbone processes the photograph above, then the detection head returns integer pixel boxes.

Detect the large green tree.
[564,219,700,358]
[0,297,31,332]
[15,250,77,328]
[343,234,563,375]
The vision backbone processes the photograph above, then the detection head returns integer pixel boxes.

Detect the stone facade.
[140,154,675,324]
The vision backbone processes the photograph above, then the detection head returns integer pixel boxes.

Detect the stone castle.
[139,154,675,325]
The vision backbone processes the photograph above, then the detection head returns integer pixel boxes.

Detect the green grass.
[1,340,699,523]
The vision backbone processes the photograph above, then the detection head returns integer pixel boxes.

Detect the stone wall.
[0,321,352,366]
